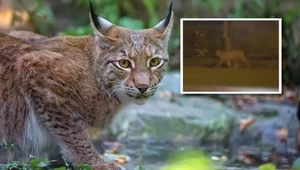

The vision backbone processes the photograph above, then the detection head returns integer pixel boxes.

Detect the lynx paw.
[93,161,126,170]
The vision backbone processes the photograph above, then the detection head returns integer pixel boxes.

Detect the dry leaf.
[105,145,119,154]
[115,156,127,164]
[276,128,288,142]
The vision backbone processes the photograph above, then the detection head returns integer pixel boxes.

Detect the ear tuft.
[150,1,174,42]
[89,0,120,42]
[89,1,100,28]
[164,1,173,27]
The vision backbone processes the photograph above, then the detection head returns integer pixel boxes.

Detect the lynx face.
[100,36,168,105]
[90,3,173,105]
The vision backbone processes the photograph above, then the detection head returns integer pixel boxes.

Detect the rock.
[108,96,239,147]
[103,153,131,163]
[229,102,298,154]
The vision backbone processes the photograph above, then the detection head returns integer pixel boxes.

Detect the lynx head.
[89,1,174,105]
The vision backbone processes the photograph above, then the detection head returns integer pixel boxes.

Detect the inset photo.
[180,19,281,94]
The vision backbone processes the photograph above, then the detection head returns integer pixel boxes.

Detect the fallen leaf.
[115,156,127,164]
[105,145,119,154]
[276,128,288,142]
[239,117,256,132]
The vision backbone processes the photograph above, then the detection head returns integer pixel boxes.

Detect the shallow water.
[112,101,297,170]
[103,73,298,170]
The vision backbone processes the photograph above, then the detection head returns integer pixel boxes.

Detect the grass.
[0,139,91,170]
[183,67,279,91]
[182,58,279,92]
[0,155,93,170]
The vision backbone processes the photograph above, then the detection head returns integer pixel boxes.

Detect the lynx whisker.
[107,85,123,99]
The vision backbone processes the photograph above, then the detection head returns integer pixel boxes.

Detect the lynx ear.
[152,1,174,42]
[89,1,119,42]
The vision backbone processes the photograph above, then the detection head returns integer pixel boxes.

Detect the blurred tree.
[222,21,231,51]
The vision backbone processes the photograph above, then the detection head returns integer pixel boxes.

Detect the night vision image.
[182,20,280,93]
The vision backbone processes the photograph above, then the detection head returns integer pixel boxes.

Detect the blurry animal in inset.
[215,50,250,68]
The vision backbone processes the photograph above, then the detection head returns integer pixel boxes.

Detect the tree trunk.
[223,21,231,51]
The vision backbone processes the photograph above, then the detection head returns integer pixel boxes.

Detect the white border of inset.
[180,18,282,95]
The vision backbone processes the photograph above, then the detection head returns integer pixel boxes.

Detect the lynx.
[215,50,250,68]
[0,1,174,170]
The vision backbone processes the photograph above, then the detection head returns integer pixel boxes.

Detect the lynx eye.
[118,59,131,68]
[149,58,161,67]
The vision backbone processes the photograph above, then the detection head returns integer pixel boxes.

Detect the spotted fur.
[0,2,174,170]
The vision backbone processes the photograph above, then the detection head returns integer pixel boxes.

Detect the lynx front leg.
[27,88,125,170]
[233,61,239,68]
[34,103,125,170]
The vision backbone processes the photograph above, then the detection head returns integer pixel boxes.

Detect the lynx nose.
[136,84,149,93]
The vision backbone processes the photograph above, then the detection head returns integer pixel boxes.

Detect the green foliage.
[0,157,50,170]
[59,26,93,36]
[160,149,216,170]
[60,0,160,31]
[53,167,67,170]
[29,157,49,170]
[118,17,145,30]
[206,0,223,16]
[0,153,93,170]
[143,0,159,27]
[0,161,27,170]
[14,0,55,34]
[258,163,276,170]
[75,164,93,170]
